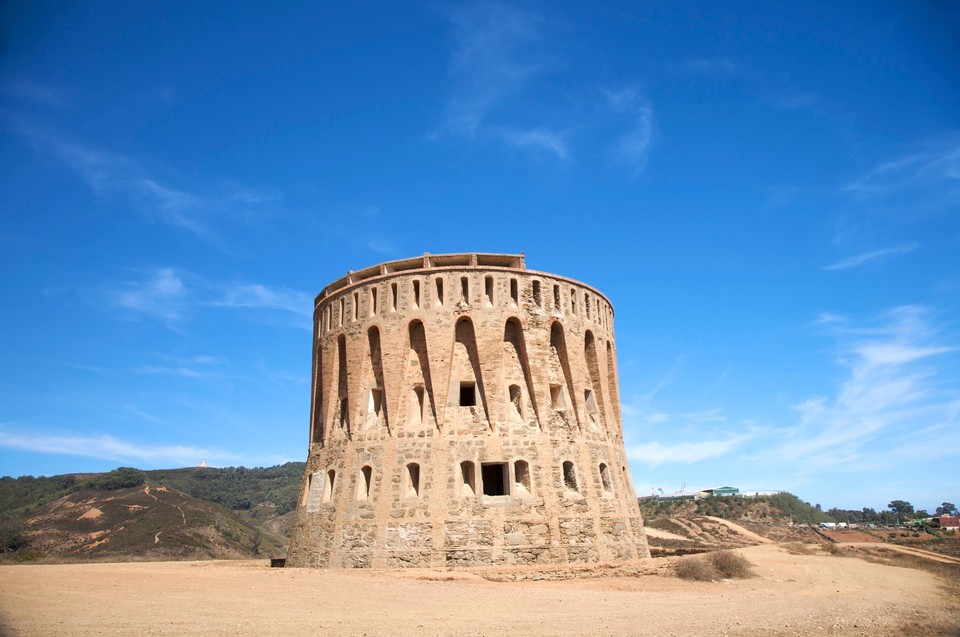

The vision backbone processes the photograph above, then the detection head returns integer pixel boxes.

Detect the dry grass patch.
[676,550,754,581]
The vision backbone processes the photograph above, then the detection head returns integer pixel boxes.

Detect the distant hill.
[638,492,834,525]
[0,464,305,562]
[18,482,286,560]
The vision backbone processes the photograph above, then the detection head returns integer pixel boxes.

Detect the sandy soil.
[1,544,956,636]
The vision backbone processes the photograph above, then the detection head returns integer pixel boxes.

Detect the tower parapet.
[286,253,649,567]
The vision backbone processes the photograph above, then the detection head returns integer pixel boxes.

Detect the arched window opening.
[514,460,531,494]
[460,461,476,496]
[562,461,578,493]
[338,298,345,325]
[406,463,420,498]
[357,466,373,501]
[322,469,336,503]
[353,292,359,321]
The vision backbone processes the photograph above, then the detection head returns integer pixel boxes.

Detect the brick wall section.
[286,253,650,568]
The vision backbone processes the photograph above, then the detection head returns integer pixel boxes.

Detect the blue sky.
[2,1,958,512]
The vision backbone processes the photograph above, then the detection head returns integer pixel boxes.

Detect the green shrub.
[85,467,146,491]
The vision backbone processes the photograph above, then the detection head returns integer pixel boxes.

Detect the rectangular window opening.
[368,387,383,415]
[550,384,564,410]
[514,460,531,494]
[532,281,542,308]
[460,276,469,303]
[460,461,476,496]
[510,278,518,305]
[481,462,509,496]
[484,276,494,306]
[390,282,398,312]
[370,288,378,317]
[459,382,477,407]
[353,292,359,320]
[435,278,444,307]
[553,285,561,312]
[412,280,420,309]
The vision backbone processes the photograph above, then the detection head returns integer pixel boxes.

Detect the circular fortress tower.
[286,253,649,568]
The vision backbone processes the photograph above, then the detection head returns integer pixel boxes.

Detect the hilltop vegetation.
[639,493,834,524]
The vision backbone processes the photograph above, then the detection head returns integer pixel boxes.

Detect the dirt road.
[1,544,956,636]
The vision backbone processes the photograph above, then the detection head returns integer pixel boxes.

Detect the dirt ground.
[1,544,957,637]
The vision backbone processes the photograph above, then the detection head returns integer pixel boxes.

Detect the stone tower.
[286,253,649,568]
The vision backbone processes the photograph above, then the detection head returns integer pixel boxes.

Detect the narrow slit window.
[553,285,561,312]
[339,298,345,325]
[409,387,424,427]
[508,384,522,417]
[370,287,378,316]
[322,469,336,503]
[353,292,359,320]
[406,463,420,498]
[562,461,578,492]
[412,280,420,309]
[514,460,531,494]
[460,276,469,303]
[585,293,590,319]
[460,461,476,496]
[459,382,476,407]
[570,289,576,315]
[358,465,373,501]
[510,278,518,305]
[584,389,598,415]
[435,277,444,307]
[484,276,494,306]
[532,280,542,308]
[481,462,508,496]
[599,463,613,494]
[390,282,398,312]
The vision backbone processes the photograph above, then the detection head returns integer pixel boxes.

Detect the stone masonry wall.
[285,253,650,568]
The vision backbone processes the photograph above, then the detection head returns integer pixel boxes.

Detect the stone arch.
[502,317,540,429]
[584,330,607,431]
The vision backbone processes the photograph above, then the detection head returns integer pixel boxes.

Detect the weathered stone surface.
[285,253,650,568]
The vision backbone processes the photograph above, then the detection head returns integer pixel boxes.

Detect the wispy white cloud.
[765,306,958,469]
[823,243,919,271]
[440,3,548,138]
[627,436,746,466]
[0,426,238,468]
[497,127,569,159]
[95,267,311,329]
[11,123,278,243]
[842,135,960,202]
[604,87,654,174]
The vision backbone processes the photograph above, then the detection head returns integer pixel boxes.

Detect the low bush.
[710,550,753,578]
[676,550,754,581]
[676,556,717,581]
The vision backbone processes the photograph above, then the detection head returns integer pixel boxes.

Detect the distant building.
[699,486,739,498]
[934,516,959,531]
